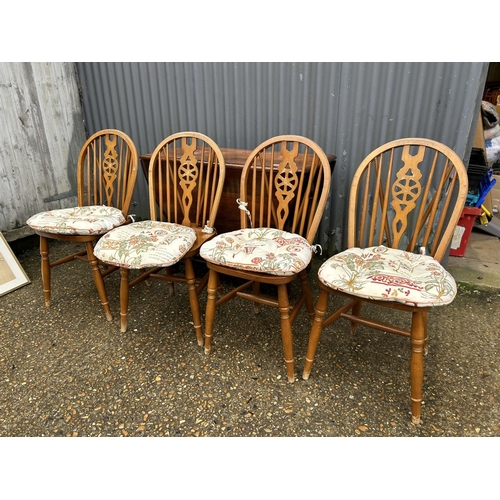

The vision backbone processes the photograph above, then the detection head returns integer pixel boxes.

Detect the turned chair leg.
[410,310,426,425]
[119,267,130,333]
[165,267,175,295]
[86,242,112,321]
[350,300,362,335]
[185,258,203,346]
[204,269,219,355]
[139,268,153,288]
[423,310,429,356]
[278,284,295,383]
[40,236,51,307]
[216,274,223,295]
[252,281,260,314]
[299,270,315,323]
[302,287,329,380]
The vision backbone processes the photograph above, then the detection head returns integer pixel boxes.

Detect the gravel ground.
[2,234,498,497]
[1,235,499,439]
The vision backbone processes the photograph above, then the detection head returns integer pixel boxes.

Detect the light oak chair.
[94,132,226,345]
[200,135,332,382]
[302,138,468,424]
[26,129,139,321]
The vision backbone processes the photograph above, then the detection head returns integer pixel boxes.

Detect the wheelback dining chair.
[200,135,332,383]
[93,132,226,345]
[26,129,139,321]
[302,138,468,424]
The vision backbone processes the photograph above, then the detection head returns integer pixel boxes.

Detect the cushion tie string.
[202,222,214,234]
[236,198,253,228]
[128,214,136,222]
[312,244,323,255]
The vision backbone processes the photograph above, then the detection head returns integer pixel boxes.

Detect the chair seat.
[94,220,197,269]
[26,205,126,236]
[200,227,313,276]
[318,245,457,307]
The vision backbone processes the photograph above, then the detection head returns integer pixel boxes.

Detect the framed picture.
[0,232,31,296]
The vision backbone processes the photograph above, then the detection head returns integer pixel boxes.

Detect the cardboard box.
[473,113,486,150]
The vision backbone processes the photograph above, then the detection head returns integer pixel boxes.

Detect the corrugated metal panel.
[0,62,87,239]
[76,62,488,255]
[329,62,487,254]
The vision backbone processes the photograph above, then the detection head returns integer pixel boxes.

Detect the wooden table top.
[140,148,336,170]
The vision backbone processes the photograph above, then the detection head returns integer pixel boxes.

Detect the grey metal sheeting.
[75,62,488,255]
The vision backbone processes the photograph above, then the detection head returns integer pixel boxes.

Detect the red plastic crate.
[449,206,482,257]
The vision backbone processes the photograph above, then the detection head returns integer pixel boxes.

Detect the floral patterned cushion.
[200,227,313,276]
[27,205,125,236]
[318,245,457,307]
[94,220,197,269]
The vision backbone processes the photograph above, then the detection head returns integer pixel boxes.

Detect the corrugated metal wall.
[0,62,87,240]
[76,62,488,255]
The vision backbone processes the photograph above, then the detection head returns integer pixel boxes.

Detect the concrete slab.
[448,224,500,291]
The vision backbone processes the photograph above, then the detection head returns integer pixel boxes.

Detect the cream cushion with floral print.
[318,245,457,307]
[27,206,126,236]
[200,227,313,276]
[94,220,197,269]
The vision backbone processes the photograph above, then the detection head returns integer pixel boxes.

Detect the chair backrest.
[77,129,139,216]
[239,135,332,244]
[148,132,226,229]
[348,138,468,262]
